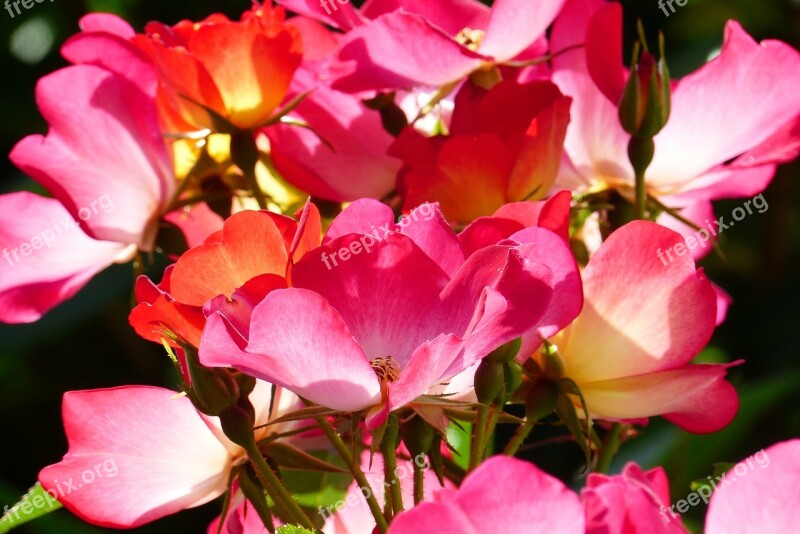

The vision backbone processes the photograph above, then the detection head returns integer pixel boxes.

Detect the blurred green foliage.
[0,1,798,532]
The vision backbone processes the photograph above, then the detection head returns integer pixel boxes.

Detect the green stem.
[244,166,268,210]
[469,405,490,472]
[236,468,276,533]
[230,132,268,210]
[243,441,314,530]
[381,414,404,516]
[170,192,235,210]
[595,423,624,474]
[316,416,388,533]
[413,460,425,505]
[480,408,499,459]
[627,136,656,220]
[635,168,647,220]
[503,421,534,457]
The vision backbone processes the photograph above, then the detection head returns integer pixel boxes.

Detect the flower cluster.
[2,1,799,533]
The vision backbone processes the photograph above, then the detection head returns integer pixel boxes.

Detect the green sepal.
[0,483,61,534]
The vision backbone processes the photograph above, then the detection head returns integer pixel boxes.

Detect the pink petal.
[583,463,688,533]
[494,190,572,242]
[208,499,270,534]
[39,386,232,528]
[508,227,583,350]
[61,29,157,99]
[729,114,800,168]
[325,199,465,278]
[479,0,566,62]
[0,193,128,323]
[198,312,251,371]
[333,11,484,93]
[674,165,777,201]
[10,65,172,248]
[268,68,400,201]
[388,334,465,410]
[326,451,450,533]
[584,2,625,104]
[202,274,288,338]
[458,217,526,257]
[324,198,396,242]
[713,284,732,326]
[552,62,631,192]
[361,0,490,35]
[581,363,739,433]
[550,0,631,190]
[389,456,584,533]
[654,196,717,261]
[648,22,800,187]
[705,440,800,532]
[551,0,606,71]
[163,203,224,249]
[438,245,555,376]
[77,13,136,38]
[277,0,367,30]
[238,288,381,412]
[293,233,450,367]
[564,221,717,383]
[389,503,475,534]
[398,203,466,278]
[285,17,340,61]
[458,191,572,255]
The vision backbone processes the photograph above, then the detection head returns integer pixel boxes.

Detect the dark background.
[0,1,798,532]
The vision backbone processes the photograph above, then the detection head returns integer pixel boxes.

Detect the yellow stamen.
[371,356,401,384]
[455,28,486,51]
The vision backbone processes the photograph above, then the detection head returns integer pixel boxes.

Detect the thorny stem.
[503,420,534,457]
[413,460,425,505]
[315,416,389,533]
[243,440,314,530]
[381,414,404,516]
[595,423,624,474]
[469,404,490,472]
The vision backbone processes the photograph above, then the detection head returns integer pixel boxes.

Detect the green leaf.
[554,385,594,472]
[276,526,317,534]
[442,407,525,425]
[254,406,341,429]
[446,420,472,471]
[262,442,348,473]
[280,452,351,511]
[690,462,734,493]
[0,483,62,533]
